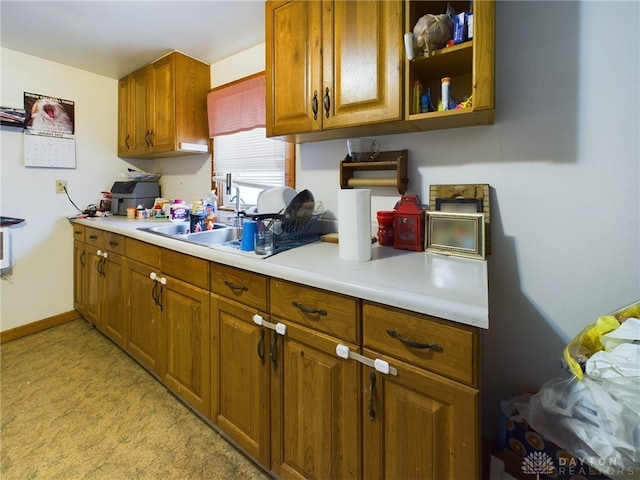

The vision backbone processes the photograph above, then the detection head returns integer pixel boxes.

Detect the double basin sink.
[138,222,240,247]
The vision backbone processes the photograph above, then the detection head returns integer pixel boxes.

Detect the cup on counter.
[254,231,274,256]
[240,220,258,251]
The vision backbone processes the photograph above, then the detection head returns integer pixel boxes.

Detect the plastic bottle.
[441,77,451,111]
[170,199,188,222]
[205,191,218,214]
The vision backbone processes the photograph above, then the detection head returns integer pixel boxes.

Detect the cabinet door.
[130,66,151,155]
[211,295,270,466]
[148,55,176,153]
[323,0,403,129]
[266,0,323,136]
[117,76,132,156]
[103,253,126,348]
[73,240,86,316]
[126,259,163,374]
[85,246,103,329]
[362,349,479,480]
[271,321,360,480]
[163,275,210,417]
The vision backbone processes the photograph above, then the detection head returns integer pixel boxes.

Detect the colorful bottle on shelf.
[441,77,451,111]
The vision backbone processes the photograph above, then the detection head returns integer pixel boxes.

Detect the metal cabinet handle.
[108,241,119,248]
[312,90,319,120]
[151,281,158,305]
[148,129,154,146]
[292,301,327,317]
[156,284,164,311]
[368,371,376,421]
[125,134,130,149]
[269,334,278,369]
[323,87,330,118]
[386,329,443,352]
[144,131,150,146]
[224,280,248,292]
[80,250,86,267]
[257,328,266,365]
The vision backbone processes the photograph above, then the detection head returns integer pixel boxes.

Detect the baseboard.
[0,310,82,344]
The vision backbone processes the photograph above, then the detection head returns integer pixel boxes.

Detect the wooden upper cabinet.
[266,0,495,142]
[266,0,322,136]
[323,1,403,129]
[266,0,403,140]
[118,51,210,158]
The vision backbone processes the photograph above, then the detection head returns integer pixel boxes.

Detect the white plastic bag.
[515,374,640,480]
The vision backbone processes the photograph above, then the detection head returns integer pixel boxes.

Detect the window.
[208,72,294,210]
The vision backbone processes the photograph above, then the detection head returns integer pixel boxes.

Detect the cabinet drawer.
[72,224,85,242]
[363,302,478,386]
[103,232,125,255]
[270,279,359,343]
[160,249,209,290]
[84,227,104,247]
[210,263,268,311]
[126,238,159,268]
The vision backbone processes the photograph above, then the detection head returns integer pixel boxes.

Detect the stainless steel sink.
[182,228,239,246]
[138,222,239,247]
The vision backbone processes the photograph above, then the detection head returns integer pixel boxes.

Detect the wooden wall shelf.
[340,150,408,194]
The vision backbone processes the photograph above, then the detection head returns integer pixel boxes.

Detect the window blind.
[214,128,285,190]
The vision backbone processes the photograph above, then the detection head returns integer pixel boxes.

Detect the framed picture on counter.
[435,197,482,214]
[425,211,485,259]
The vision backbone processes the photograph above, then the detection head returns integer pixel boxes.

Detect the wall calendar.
[24,130,76,169]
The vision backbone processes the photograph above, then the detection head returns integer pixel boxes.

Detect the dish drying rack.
[250,208,325,255]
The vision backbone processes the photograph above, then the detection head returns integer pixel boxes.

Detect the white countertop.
[71,216,489,329]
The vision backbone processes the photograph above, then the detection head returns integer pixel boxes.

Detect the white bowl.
[257,186,296,214]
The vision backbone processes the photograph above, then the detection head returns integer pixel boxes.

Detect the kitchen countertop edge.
[71,217,489,329]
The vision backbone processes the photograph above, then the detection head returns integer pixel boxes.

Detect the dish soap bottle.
[204,191,218,228]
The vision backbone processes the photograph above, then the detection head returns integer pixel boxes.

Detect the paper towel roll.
[338,189,371,262]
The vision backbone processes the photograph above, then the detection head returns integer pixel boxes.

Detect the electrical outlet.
[55,180,67,194]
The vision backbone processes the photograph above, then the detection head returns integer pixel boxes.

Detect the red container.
[376,211,395,246]
[393,195,425,252]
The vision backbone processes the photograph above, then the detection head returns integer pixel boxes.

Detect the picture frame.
[429,183,491,254]
[435,197,482,214]
[425,211,485,259]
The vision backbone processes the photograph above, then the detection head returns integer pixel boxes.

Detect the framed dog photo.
[426,211,485,259]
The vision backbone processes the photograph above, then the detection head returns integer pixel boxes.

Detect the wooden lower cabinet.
[270,321,361,480]
[73,239,87,316]
[85,244,103,328]
[102,250,126,347]
[71,225,484,480]
[126,258,164,374]
[362,350,479,479]
[210,295,270,466]
[162,274,210,417]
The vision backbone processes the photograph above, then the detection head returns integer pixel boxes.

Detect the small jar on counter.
[376,211,395,246]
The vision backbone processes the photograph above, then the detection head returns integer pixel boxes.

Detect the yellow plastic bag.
[563,315,620,380]
[563,301,640,380]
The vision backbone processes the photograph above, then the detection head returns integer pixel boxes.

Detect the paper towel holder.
[340,150,408,194]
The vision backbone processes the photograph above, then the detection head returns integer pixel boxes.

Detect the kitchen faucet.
[226,173,242,227]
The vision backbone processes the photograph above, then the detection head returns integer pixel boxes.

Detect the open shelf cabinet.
[405,0,495,130]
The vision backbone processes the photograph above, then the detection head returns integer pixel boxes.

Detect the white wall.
[0,48,136,330]
[294,1,640,437]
